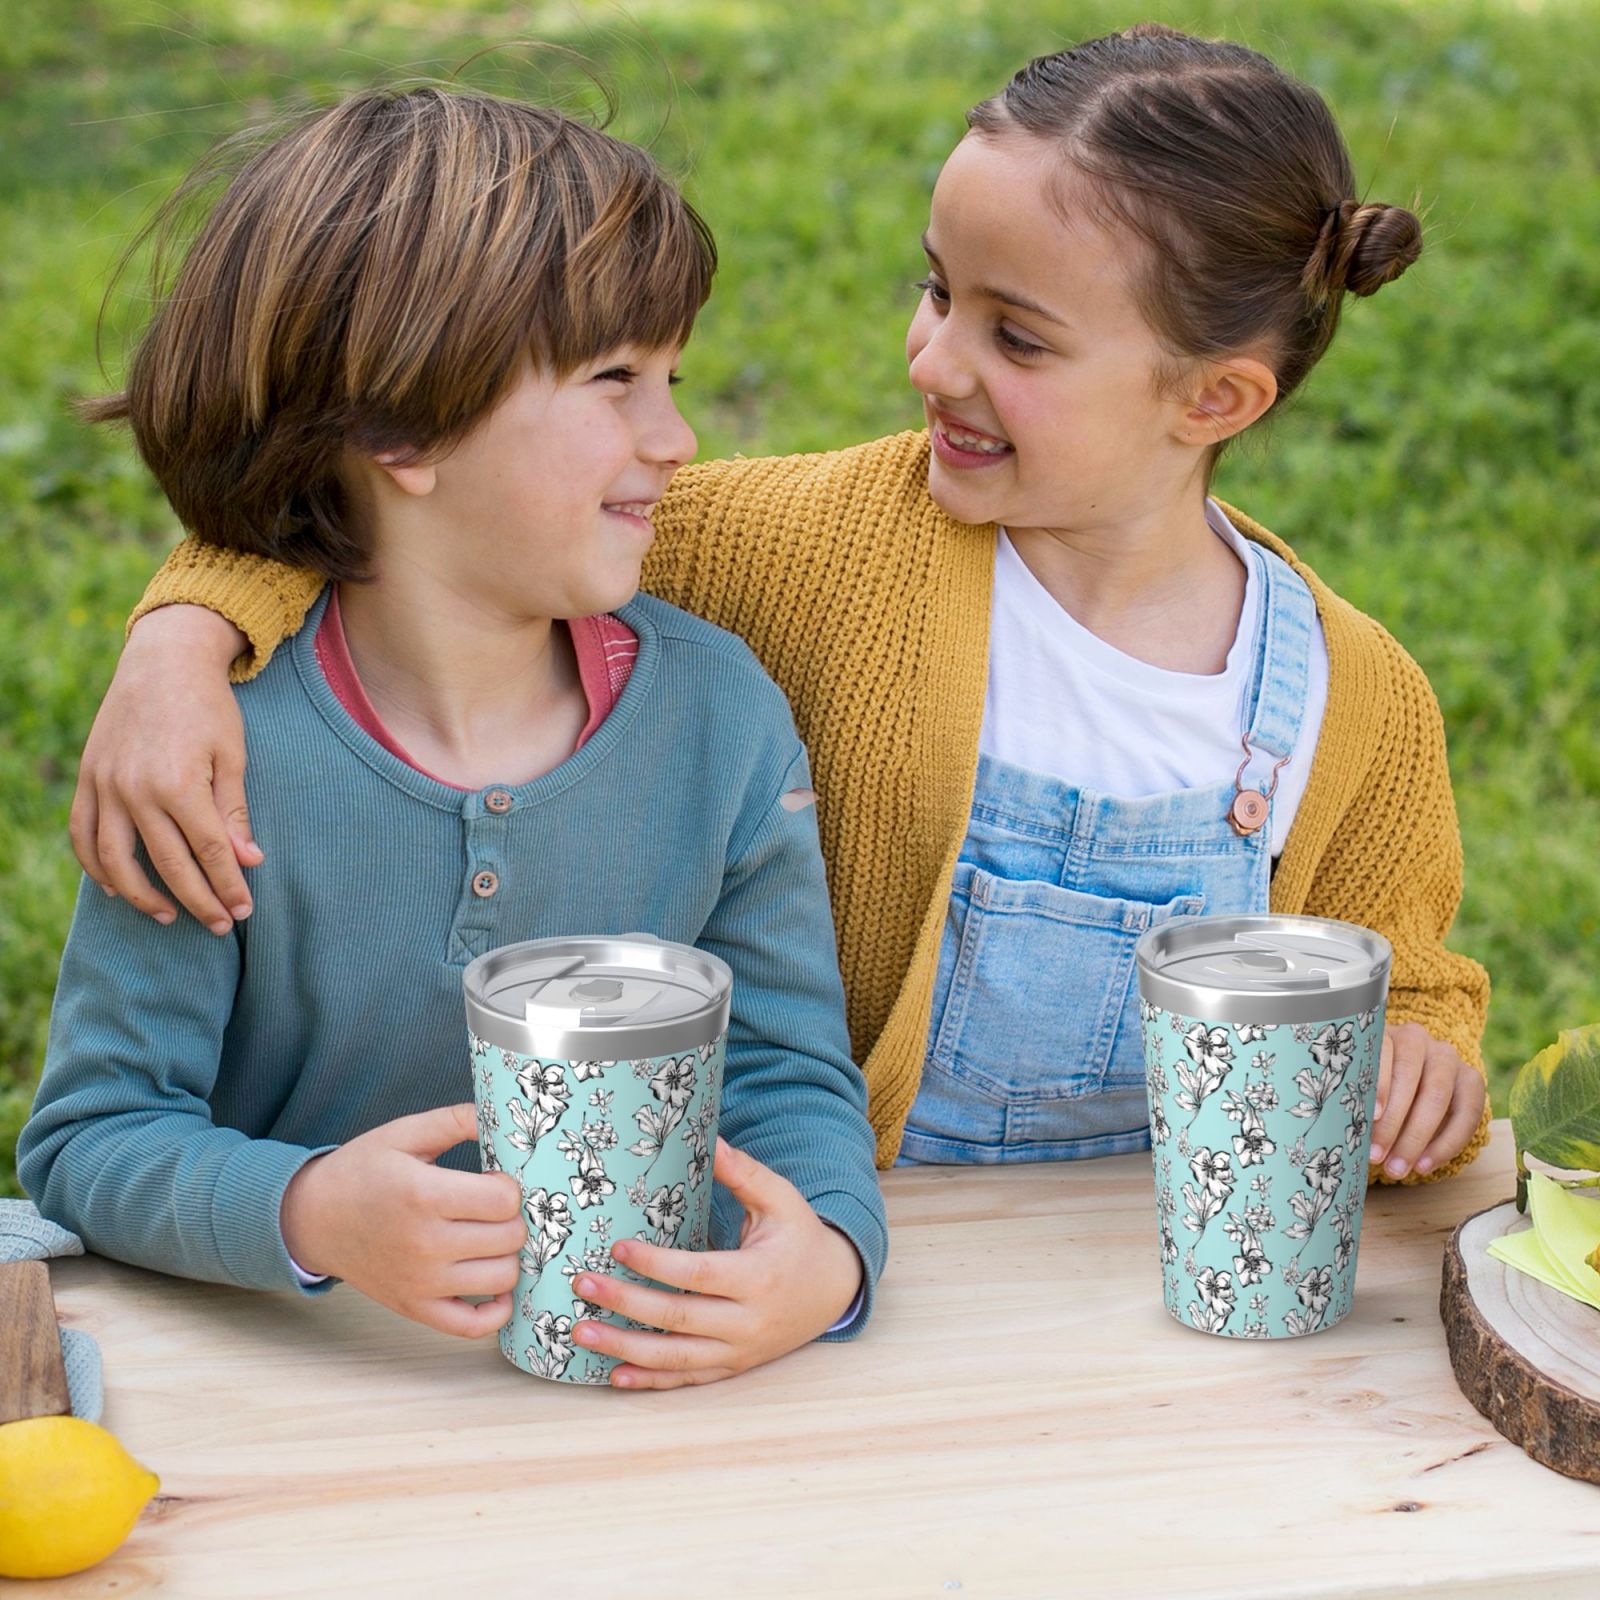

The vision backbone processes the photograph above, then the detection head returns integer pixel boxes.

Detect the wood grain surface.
[36,1122,1600,1599]
[0,1260,71,1424]
[1443,1202,1600,1484]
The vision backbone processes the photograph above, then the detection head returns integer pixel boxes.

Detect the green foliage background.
[3,0,1597,1193]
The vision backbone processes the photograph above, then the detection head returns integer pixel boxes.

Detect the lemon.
[0,1416,160,1579]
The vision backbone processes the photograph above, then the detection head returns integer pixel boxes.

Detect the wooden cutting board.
[1442,1201,1600,1484]
[0,1260,72,1424]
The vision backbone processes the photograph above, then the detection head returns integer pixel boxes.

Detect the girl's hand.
[70,605,258,933]
[280,1102,525,1338]
[1369,1021,1487,1180]
[569,1138,864,1389]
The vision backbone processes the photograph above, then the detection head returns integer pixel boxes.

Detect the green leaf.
[1509,1023,1600,1174]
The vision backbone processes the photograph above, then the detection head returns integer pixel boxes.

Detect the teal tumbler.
[1136,915,1391,1339]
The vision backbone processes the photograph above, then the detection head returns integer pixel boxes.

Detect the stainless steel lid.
[463,935,732,1060]
[1135,914,1391,1024]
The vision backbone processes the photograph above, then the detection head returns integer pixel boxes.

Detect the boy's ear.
[372,450,437,498]
[1180,357,1278,447]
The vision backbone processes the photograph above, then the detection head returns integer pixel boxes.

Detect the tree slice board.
[1442,1201,1600,1484]
[0,1260,72,1424]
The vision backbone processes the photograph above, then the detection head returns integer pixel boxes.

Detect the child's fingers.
[442,1254,522,1300]
[421,1291,514,1340]
[1369,1024,1426,1165]
[573,1271,739,1339]
[571,1317,733,1377]
[1374,1030,1394,1121]
[212,748,264,873]
[166,775,256,918]
[610,1236,743,1297]
[138,807,236,935]
[1377,1052,1458,1178]
[96,798,179,924]
[382,1103,492,1169]
[68,778,107,887]
[447,1216,530,1259]
[711,1137,803,1218]
[1413,1068,1487,1177]
[606,1362,739,1391]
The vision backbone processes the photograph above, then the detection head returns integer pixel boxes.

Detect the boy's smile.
[362,343,695,625]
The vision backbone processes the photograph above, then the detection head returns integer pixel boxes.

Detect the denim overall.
[899,541,1315,1165]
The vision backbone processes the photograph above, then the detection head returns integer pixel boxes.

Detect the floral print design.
[520,1187,574,1282]
[643,1182,689,1248]
[472,1031,726,1380]
[628,1054,697,1169]
[505,1058,570,1166]
[1181,1147,1235,1238]
[1145,1007,1380,1341]
[1187,1265,1236,1334]
[525,1310,576,1380]
[1175,1024,1234,1123]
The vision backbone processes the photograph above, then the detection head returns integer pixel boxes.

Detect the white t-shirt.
[979,502,1329,857]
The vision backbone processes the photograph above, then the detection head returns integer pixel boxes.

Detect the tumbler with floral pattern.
[1135,915,1391,1339]
[463,935,731,1383]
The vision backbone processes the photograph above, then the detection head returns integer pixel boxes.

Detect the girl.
[21,87,885,1390]
[69,25,1489,1186]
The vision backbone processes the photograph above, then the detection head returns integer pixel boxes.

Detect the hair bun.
[1305,200,1422,300]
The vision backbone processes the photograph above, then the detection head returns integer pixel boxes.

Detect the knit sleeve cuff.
[130,539,324,683]
[808,1189,887,1342]
[212,1140,339,1293]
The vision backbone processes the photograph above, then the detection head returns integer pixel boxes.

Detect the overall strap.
[1239,542,1316,770]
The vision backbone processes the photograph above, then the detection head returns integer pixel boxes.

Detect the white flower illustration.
[1187,1266,1237,1332]
[643,1182,689,1247]
[1183,1023,1235,1075]
[570,1165,616,1209]
[1311,1021,1356,1075]
[652,1055,697,1108]
[1150,1101,1171,1145]
[1191,1147,1234,1197]
[1305,1146,1344,1195]
[1233,1237,1270,1287]
[526,1187,573,1241]
[526,1310,576,1380]
[1297,1265,1334,1317]
[1232,1115,1276,1168]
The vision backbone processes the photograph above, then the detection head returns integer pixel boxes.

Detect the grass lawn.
[3,0,1596,1194]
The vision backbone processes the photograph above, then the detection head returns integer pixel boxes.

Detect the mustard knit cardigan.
[134,430,1491,1179]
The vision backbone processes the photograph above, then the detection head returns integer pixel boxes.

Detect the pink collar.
[315,588,638,790]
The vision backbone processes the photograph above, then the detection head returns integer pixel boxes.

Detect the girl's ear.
[1181,357,1278,447]
[372,451,437,498]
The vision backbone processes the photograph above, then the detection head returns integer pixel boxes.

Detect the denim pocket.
[925,864,1203,1148]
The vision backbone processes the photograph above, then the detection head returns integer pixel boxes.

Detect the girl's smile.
[928,407,1014,467]
[906,132,1208,545]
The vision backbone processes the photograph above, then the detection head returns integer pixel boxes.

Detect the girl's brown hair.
[967,23,1420,421]
[86,87,716,579]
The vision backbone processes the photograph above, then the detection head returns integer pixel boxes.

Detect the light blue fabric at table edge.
[0,1198,104,1424]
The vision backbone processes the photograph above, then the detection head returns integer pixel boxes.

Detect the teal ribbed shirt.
[21,590,885,1329]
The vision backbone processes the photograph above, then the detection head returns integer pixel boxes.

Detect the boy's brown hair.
[86,87,717,579]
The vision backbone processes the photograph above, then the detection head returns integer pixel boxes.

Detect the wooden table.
[39,1120,1600,1598]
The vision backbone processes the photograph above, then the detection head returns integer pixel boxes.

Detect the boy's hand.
[1369,1021,1486,1180]
[70,604,257,934]
[570,1139,864,1389]
[280,1103,524,1338]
